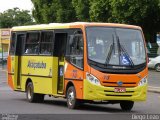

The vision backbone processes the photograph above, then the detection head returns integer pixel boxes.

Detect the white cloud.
[0,0,33,13]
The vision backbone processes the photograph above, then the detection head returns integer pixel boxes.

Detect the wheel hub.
[157,65,160,71]
[27,86,32,100]
[68,91,74,106]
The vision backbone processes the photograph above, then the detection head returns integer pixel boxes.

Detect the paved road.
[148,70,160,87]
[0,66,160,120]
[0,86,159,114]
[0,82,160,120]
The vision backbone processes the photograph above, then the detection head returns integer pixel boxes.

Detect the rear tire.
[66,86,79,109]
[26,82,44,103]
[120,101,134,111]
[155,63,160,72]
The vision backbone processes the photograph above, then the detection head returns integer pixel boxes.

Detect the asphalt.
[0,64,160,93]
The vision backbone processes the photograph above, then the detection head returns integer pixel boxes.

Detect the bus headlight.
[86,73,101,85]
[138,76,147,86]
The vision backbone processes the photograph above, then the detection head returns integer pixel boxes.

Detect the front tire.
[120,101,134,111]
[155,63,160,72]
[66,86,79,109]
[26,82,44,103]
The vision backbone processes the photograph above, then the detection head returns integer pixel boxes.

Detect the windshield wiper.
[105,35,115,65]
[116,35,134,67]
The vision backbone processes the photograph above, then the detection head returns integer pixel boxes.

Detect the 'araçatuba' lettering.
[27,60,46,69]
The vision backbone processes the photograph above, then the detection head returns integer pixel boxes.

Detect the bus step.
[57,91,63,94]
[52,94,65,98]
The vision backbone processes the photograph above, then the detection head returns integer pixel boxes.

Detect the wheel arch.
[155,63,160,71]
[155,63,160,67]
[25,78,32,92]
[65,81,75,97]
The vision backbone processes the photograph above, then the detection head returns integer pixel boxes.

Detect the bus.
[7,22,148,111]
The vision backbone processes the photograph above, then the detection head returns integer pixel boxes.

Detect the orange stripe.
[7,56,14,89]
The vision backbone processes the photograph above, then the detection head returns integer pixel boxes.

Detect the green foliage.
[32,0,77,23]
[57,0,77,22]
[0,8,34,28]
[72,0,90,21]
[31,0,55,23]
[109,0,160,42]
[89,0,111,22]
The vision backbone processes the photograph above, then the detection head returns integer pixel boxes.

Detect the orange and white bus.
[7,22,148,111]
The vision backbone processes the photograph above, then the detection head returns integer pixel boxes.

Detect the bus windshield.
[86,27,146,67]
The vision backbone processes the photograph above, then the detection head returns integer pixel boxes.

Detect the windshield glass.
[86,27,146,66]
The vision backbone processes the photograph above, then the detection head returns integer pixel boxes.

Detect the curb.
[148,86,160,93]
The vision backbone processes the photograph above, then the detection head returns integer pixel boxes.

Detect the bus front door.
[54,33,67,94]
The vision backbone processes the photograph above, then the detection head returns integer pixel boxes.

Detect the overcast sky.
[0,0,33,12]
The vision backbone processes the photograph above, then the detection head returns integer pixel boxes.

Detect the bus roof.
[11,22,141,31]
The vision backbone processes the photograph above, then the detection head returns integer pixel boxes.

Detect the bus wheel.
[120,101,134,111]
[26,82,44,103]
[66,86,79,109]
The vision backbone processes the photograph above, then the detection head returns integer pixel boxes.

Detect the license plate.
[114,87,126,93]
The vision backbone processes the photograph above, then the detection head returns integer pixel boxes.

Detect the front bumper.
[83,79,147,101]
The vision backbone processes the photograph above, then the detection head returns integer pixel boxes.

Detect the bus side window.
[24,32,40,55]
[40,31,53,55]
[68,31,84,69]
[9,33,16,55]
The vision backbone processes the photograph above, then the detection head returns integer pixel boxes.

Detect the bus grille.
[102,81,137,87]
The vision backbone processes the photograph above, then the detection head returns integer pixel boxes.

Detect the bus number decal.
[72,70,77,78]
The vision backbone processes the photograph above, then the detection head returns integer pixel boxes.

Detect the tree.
[109,0,160,43]
[31,0,77,23]
[72,0,90,21]
[0,8,34,28]
[89,0,111,22]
